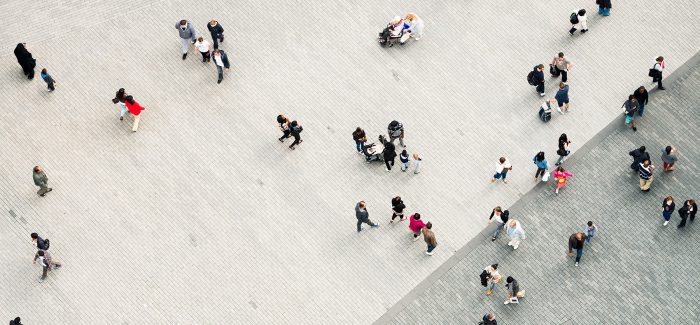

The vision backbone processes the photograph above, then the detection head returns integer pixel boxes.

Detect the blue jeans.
[492,223,505,238]
[585,234,593,244]
[638,103,645,116]
[663,211,672,221]
[487,281,496,290]
[355,141,364,153]
[493,170,508,181]
[427,244,435,253]
[575,248,583,263]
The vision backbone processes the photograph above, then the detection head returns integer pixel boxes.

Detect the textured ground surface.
[0,0,699,323]
[385,61,700,324]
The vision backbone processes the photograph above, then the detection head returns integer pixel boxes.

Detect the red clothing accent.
[125,100,144,116]
[409,215,426,233]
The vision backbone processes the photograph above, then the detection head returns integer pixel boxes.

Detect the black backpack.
[570,12,579,24]
[44,238,50,250]
[538,102,552,122]
[527,70,537,86]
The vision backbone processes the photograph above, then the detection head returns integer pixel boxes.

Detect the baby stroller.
[363,142,384,162]
[378,24,407,47]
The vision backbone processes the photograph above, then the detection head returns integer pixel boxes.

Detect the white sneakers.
[663,221,670,226]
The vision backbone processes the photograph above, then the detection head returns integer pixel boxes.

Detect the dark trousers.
[217,65,224,82]
[427,244,436,253]
[201,51,211,62]
[678,216,688,228]
[536,82,544,93]
[279,130,291,141]
[575,248,583,263]
[24,66,35,79]
[357,217,376,231]
[46,80,55,90]
[391,212,404,220]
[653,73,663,88]
[385,157,395,170]
[555,67,568,82]
[211,32,224,50]
[290,134,302,147]
[535,167,546,178]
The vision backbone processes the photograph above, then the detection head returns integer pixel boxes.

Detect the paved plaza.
[1,0,699,324]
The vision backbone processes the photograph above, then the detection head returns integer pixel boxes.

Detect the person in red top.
[124,95,145,132]
[409,213,426,241]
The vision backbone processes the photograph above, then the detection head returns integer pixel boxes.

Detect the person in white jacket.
[569,9,588,35]
[505,220,526,250]
[403,13,425,40]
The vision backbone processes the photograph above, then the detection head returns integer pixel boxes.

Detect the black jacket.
[633,89,649,105]
[207,22,224,35]
[629,148,649,170]
[489,209,509,223]
[533,67,545,84]
[481,314,497,325]
[383,141,396,160]
[678,201,697,219]
[35,236,49,250]
[598,0,612,8]
[662,199,675,214]
[14,43,36,69]
[568,233,588,252]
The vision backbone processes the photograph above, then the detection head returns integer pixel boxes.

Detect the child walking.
[585,221,597,244]
[553,166,573,194]
[40,68,56,92]
[409,213,426,241]
[400,150,410,171]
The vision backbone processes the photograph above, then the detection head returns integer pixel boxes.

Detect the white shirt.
[495,160,512,173]
[195,40,210,52]
[214,54,224,67]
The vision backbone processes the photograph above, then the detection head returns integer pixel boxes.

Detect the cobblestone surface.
[0,0,699,323]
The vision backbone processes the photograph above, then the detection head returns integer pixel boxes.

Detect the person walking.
[124,95,145,132]
[213,49,231,84]
[112,88,128,120]
[504,276,524,304]
[662,196,675,226]
[194,37,212,63]
[554,82,570,114]
[650,56,666,90]
[409,213,427,241]
[33,166,52,197]
[422,222,437,255]
[40,68,56,92]
[569,9,588,34]
[661,145,678,172]
[31,233,49,250]
[355,201,379,232]
[638,159,655,192]
[403,13,425,40]
[555,133,571,166]
[382,136,397,171]
[399,150,410,172]
[598,0,612,16]
[480,313,497,325]
[352,127,367,154]
[677,200,697,228]
[533,151,548,181]
[491,157,512,184]
[628,146,649,172]
[14,43,36,79]
[9,317,23,325]
[551,52,574,82]
[633,86,649,117]
[505,220,526,250]
[390,196,406,223]
[207,19,225,49]
[387,120,406,147]
[488,207,510,241]
[412,152,422,174]
[483,264,501,295]
[176,20,197,60]
[553,166,573,194]
[533,64,545,96]
[622,95,639,131]
[288,120,304,150]
[585,221,597,244]
[568,232,588,266]
[33,249,62,281]
[277,115,291,142]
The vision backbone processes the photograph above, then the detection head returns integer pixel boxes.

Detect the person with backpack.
[488,207,509,241]
[483,264,501,295]
[569,9,588,34]
[288,120,303,150]
[387,120,405,147]
[555,133,571,166]
[529,64,545,96]
[597,0,612,16]
[390,196,406,223]
[650,56,666,90]
[622,94,639,131]
[553,166,573,194]
[533,151,548,181]
[633,86,649,117]
[551,52,574,82]
[555,82,570,114]
[628,146,649,172]
[31,233,49,250]
[352,127,367,154]
[33,249,62,281]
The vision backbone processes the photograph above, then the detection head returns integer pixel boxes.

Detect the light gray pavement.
[384,58,700,324]
[0,0,699,323]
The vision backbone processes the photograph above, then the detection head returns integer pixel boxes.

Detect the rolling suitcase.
[538,101,552,122]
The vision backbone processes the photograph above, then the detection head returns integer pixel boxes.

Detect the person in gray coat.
[176,20,197,60]
[33,166,52,197]
[356,201,379,232]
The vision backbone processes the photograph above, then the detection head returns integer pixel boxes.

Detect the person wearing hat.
[175,19,197,60]
[207,19,225,49]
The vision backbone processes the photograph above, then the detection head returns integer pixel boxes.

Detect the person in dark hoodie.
[568,232,588,266]
[390,196,406,222]
[31,233,49,250]
[9,317,23,325]
[503,276,523,304]
[480,313,497,325]
[355,201,379,232]
[207,19,225,49]
[677,199,697,229]
[533,64,545,96]
[14,43,36,79]
[381,135,397,172]
[633,86,649,117]
[628,146,649,172]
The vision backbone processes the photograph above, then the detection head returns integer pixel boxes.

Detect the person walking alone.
[207,19,225,49]
[650,56,666,90]
[488,207,509,241]
[14,43,36,79]
[355,201,379,232]
[483,264,501,295]
[422,222,437,255]
[288,120,303,150]
[622,95,639,131]
[124,95,145,132]
[661,145,678,172]
[352,127,367,154]
[553,166,573,194]
[569,9,588,35]
[491,157,512,184]
[628,146,649,172]
[633,86,649,117]
[33,166,52,197]
[382,136,397,171]
[533,151,548,181]
[212,49,230,84]
[40,68,56,92]
[638,159,654,191]
[555,82,570,114]
[551,52,574,82]
[568,232,588,266]
[33,250,62,281]
[390,196,406,223]
[505,220,526,250]
[677,199,697,228]
[555,133,571,166]
[176,20,197,60]
[662,196,675,226]
[409,213,426,241]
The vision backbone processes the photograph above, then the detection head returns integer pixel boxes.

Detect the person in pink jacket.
[553,166,573,194]
[409,213,426,241]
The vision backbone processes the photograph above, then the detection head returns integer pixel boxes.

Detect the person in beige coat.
[423,222,437,255]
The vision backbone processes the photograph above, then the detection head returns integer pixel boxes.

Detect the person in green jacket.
[33,166,53,197]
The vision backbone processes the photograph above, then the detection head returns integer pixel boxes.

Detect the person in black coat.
[677,199,697,228]
[207,19,225,49]
[14,43,36,79]
[480,313,497,325]
[381,135,397,171]
[628,146,649,171]
[390,196,406,222]
[533,64,545,96]
[633,86,649,117]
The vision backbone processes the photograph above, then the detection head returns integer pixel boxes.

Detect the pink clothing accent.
[554,171,573,189]
[409,215,426,233]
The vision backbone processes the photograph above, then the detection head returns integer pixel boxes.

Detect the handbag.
[549,64,560,76]
[542,172,550,182]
